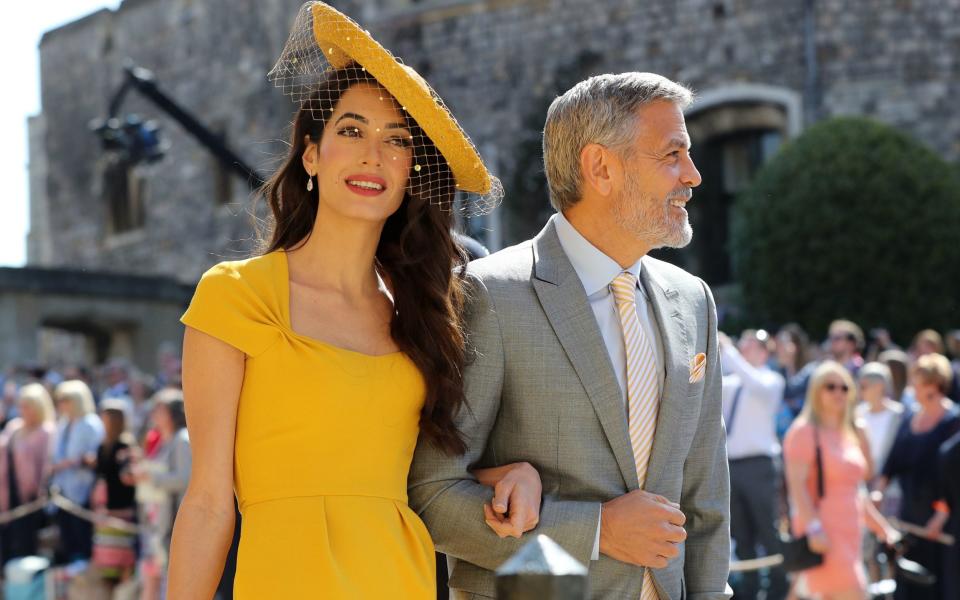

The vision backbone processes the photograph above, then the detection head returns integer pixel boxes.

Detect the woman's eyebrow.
[335,112,409,132]
[335,112,368,124]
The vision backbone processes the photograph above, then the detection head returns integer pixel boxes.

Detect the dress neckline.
[275,249,404,360]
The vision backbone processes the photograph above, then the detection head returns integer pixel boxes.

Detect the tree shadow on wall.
[503,51,604,245]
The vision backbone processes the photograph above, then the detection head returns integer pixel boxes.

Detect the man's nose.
[682,154,702,188]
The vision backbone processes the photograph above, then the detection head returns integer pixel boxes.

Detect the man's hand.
[473,462,542,538]
[599,489,687,568]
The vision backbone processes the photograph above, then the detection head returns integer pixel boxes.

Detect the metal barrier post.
[495,534,587,599]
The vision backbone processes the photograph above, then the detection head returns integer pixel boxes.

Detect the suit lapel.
[532,220,640,490]
[639,261,691,493]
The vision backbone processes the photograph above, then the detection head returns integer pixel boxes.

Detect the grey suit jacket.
[408,218,731,599]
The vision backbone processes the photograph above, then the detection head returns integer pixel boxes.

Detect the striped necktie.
[611,271,662,600]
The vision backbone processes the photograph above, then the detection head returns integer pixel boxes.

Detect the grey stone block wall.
[27,115,52,266]
[30,0,960,283]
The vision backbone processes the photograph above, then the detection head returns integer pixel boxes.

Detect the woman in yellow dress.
[166,3,541,598]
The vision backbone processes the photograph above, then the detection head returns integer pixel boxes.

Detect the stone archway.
[689,84,802,138]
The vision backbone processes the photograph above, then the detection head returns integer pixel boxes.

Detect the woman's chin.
[324,197,404,223]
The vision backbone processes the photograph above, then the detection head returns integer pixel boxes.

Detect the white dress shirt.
[553,212,666,560]
[719,345,783,460]
[554,212,666,405]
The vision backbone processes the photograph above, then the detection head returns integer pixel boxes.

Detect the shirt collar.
[553,211,643,298]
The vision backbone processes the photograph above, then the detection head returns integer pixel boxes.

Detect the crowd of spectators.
[0,357,195,599]
[2,321,958,600]
[723,321,960,600]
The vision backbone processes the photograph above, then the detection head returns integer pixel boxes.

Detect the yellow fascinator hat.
[269,1,502,215]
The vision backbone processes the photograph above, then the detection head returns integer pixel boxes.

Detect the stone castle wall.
[31,0,960,282]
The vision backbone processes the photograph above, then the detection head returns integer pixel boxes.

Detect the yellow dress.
[181,250,436,599]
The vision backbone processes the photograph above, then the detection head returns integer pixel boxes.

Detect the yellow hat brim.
[311,3,491,195]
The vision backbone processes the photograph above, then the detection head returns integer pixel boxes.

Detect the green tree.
[730,117,960,343]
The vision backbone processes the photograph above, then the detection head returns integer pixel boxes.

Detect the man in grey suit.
[409,72,731,599]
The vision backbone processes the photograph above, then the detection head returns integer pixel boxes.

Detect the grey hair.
[859,361,893,394]
[542,72,694,212]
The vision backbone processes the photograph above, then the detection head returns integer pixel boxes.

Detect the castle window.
[104,158,146,234]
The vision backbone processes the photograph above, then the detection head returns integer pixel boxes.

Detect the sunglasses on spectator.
[824,382,850,393]
[828,334,854,342]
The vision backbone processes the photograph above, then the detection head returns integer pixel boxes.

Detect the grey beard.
[654,213,693,249]
[614,189,693,249]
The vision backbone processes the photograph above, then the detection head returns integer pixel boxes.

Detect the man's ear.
[302,136,318,176]
[579,143,620,198]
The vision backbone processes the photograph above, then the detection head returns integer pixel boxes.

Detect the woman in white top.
[855,361,905,584]
[855,362,904,480]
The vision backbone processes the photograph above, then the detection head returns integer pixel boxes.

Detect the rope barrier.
[729,517,955,573]
[729,554,784,572]
[0,492,141,534]
[3,497,953,570]
[0,497,47,526]
[50,493,141,534]
[888,517,954,546]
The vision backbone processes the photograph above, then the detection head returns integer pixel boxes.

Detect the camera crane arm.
[105,61,266,189]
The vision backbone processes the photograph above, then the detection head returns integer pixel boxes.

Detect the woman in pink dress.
[0,383,56,563]
[783,361,899,599]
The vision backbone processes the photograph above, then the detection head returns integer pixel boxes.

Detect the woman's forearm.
[785,460,819,529]
[863,492,890,537]
[472,462,531,487]
[857,430,875,480]
[792,487,819,528]
[166,492,236,599]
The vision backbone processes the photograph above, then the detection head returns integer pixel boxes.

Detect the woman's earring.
[306,176,314,192]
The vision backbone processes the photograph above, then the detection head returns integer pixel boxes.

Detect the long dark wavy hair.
[258,64,469,455]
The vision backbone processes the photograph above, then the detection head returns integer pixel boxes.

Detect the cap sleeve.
[783,421,816,466]
[181,260,281,357]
